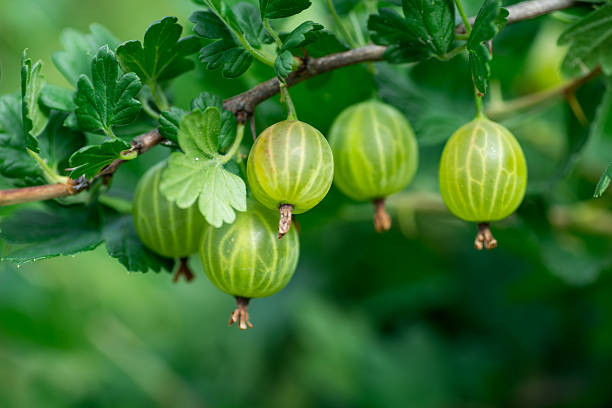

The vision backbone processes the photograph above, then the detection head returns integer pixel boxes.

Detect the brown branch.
[0,0,582,206]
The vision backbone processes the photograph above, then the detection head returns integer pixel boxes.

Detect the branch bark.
[0,0,582,207]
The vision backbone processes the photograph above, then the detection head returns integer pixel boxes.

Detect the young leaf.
[190,10,254,77]
[74,45,142,138]
[274,50,294,78]
[0,205,103,265]
[69,138,131,179]
[281,21,324,52]
[594,164,612,198]
[558,3,612,77]
[116,16,201,88]
[39,84,77,112]
[191,92,237,151]
[232,3,272,48]
[21,50,48,152]
[0,94,40,183]
[160,108,246,227]
[368,0,454,62]
[259,0,311,19]
[52,24,120,86]
[103,212,174,273]
[159,107,187,144]
[466,0,509,94]
[39,112,86,173]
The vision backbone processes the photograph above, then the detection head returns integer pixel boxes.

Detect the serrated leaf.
[190,10,254,77]
[103,213,174,273]
[39,111,86,173]
[39,84,77,112]
[159,107,186,144]
[281,21,324,52]
[368,0,454,62]
[116,16,201,88]
[21,50,48,152]
[69,138,131,179]
[177,108,221,157]
[74,45,142,137]
[259,0,311,19]
[191,92,236,150]
[466,0,508,94]
[160,153,246,227]
[558,3,612,76]
[0,94,40,183]
[232,2,272,47]
[52,24,120,86]
[274,50,294,78]
[0,205,103,265]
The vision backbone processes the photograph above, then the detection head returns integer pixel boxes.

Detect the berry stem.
[229,296,253,330]
[278,204,294,239]
[173,257,195,283]
[373,198,392,233]
[474,86,487,119]
[280,81,298,121]
[454,0,472,36]
[474,222,498,250]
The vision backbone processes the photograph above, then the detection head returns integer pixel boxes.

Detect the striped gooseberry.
[133,162,207,280]
[328,100,418,232]
[199,199,299,330]
[439,117,527,249]
[247,120,334,238]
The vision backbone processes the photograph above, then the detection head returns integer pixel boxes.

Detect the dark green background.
[1,0,612,407]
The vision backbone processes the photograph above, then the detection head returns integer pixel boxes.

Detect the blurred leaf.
[232,2,272,47]
[281,21,324,51]
[0,205,103,265]
[116,16,200,87]
[593,164,612,198]
[38,112,85,173]
[332,0,360,15]
[39,84,76,112]
[74,46,142,137]
[467,0,509,94]
[159,107,186,144]
[52,24,120,86]
[103,213,174,273]
[259,0,311,19]
[69,138,131,179]
[558,3,612,76]
[21,50,47,152]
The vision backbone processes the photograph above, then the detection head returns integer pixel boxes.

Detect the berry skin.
[328,100,418,232]
[439,117,527,249]
[199,200,299,329]
[132,162,207,259]
[247,120,334,237]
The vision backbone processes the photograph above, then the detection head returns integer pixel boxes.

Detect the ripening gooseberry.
[328,100,418,232]
[199,200,299,330]
[439,117,527,250]
[133,161,207,281]
[247,120,334,238]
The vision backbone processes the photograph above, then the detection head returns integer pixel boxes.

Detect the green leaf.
[558,3,612,76]
[177,108,221,157]
[0,94,40,183]
[281,21,324,52]
[0,205,103,265]
[594,164,612,198]
[74,45,142,137]
[39,112,86,173]
[160,153,246,228]
[159,107,186,144]
[39,84,77,112]
[190,10,254,78]
[160,108,246,227]
[259,0,311,19]
[116,16,200,88]
[21,50,48,152]
[274,50,294,78]
[232,2,272,47]
[103,212,174,273]
[52,24,120,86]
[368,0,454,62]
[69,138,131,179]
[332,0,360,15]
[466,0,508,94]
[191,92,236,151]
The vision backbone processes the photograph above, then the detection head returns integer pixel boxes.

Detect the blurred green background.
[2,0,612,407]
